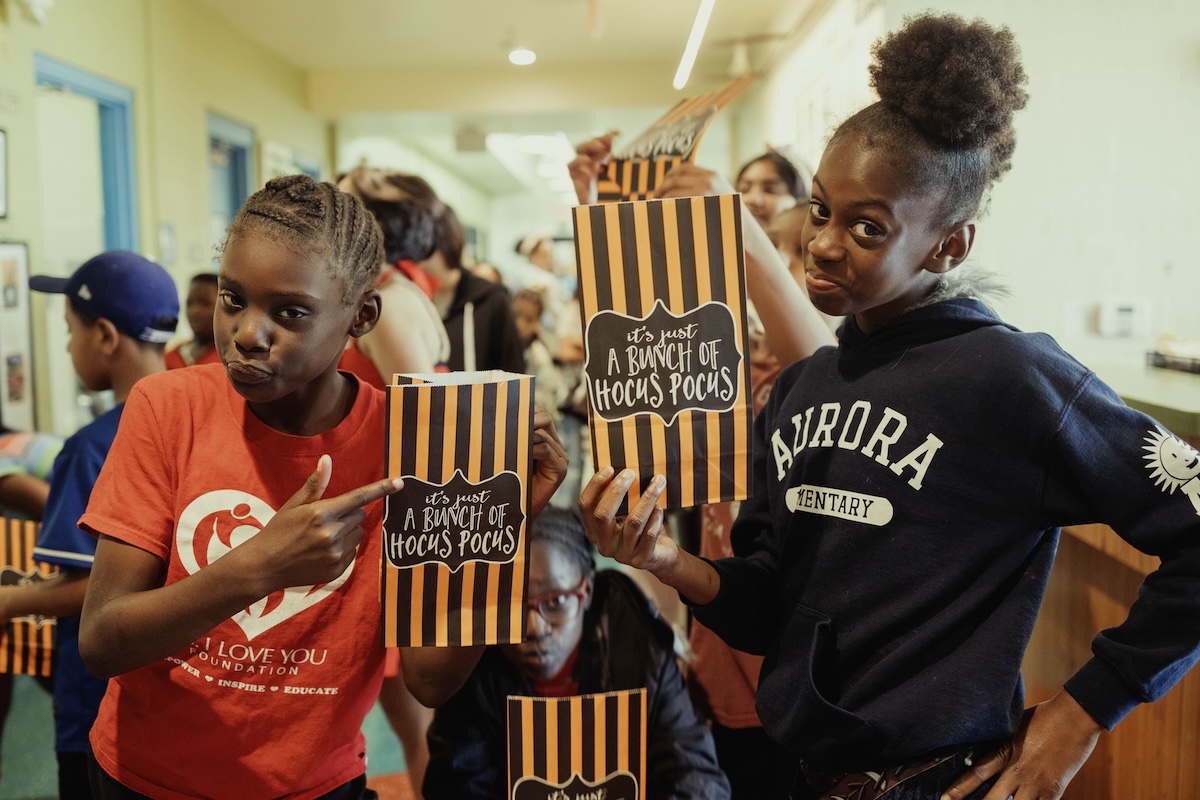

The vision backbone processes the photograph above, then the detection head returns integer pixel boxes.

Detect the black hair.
[432,202,467,272]
[737,150,809,202]
[530,507,595,579]
[350,170,463,271]
[831,13,1029,228]
[67,296,98,327]
[360,197,439,264]
[224,175,384,303]
[336,168,444,266]
[190,272,218,287]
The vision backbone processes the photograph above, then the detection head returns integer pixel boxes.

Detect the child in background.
[510,233,570,346]
[0,421,63,519]
[581,13,1200,800]
[427,206,525,373]
[336,166,450,383]
[77,176,565,799]
[423,507,728,799]
[512,288,567,422]
[0,418,64,773]
[734,149,808,231]
[0,250,178,800]
[164,272,219,369]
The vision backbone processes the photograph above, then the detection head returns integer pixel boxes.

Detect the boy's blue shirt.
[34,402,124,754]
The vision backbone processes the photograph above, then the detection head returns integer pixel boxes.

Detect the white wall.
[34,89,108,436]
[887,0,1200,365]
[760,0,884,173]
[754,0,1200,368]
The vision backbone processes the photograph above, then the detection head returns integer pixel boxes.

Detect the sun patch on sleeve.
[1142,427,1200,516]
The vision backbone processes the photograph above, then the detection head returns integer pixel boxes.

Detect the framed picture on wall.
[0,128,7,219]
[0,242,34,430]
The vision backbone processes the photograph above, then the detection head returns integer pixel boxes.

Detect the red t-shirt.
[337,340,387,389]
[164,342,221,370]
[81,364,387,799]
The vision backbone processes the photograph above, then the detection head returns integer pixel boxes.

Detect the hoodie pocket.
[757,601,880,762]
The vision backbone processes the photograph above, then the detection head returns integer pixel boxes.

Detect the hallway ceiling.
[191,0,823,197]
[192,0,805,75]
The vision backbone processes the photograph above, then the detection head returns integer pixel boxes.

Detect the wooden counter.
[1091,362,1200,442]
[1022,365,1200,798]
[1023,526,1198,799]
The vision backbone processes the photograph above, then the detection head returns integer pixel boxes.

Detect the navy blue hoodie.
[693,298,1200,769]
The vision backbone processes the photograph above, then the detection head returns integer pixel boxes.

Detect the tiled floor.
[0,675,413,799]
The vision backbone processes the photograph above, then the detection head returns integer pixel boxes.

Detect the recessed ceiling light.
[508,47,537,66]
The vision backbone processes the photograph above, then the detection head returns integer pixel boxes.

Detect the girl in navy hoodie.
[581,13,1200,800]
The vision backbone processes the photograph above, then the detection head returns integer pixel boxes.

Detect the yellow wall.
[1,0,331,266]
[0,0,331,430]
[144,0,329,273]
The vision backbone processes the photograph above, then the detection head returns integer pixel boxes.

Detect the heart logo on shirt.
[177,490,353,640]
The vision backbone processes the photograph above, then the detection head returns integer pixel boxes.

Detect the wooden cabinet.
[1022,524,1200,799]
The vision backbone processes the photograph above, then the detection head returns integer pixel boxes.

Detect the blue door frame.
[34,54,139,252]
[207,111,256,220]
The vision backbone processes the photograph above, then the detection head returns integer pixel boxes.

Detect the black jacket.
[424,570,730,799]
[694,298,1200,769]
[443,271,525,374]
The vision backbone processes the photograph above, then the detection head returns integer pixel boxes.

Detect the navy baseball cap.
[29,250,179,344]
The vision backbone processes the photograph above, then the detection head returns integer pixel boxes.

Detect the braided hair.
[531,507,596,579]
[831,13,1029,229]
[225,175,384,303]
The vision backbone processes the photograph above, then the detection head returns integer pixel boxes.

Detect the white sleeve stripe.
[31,547,95,565]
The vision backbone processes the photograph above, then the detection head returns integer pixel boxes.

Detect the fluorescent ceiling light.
[672,0,715,90]
[537,160,568,178]
[514,133,575,160]
[508,47,537,66]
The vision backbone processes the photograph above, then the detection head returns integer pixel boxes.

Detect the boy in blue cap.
[0,250,177,799]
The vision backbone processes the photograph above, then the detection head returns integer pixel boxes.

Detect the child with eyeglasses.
[422,506,730,799]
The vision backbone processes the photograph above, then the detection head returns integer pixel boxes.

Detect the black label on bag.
[584,299,742,423]
[384,470,524,572]
[512,772,639,800]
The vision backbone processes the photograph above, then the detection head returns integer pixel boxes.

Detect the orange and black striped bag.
[507,689,647,800]
[381,371,535,647]
[596,75,754,203]
[0,516,56,677]
[573,194,752,511]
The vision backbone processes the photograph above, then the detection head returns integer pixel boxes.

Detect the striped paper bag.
[381,371,534,647]
[507,689,647,800]
[0,516,56,676]
[574,194,752,510]
[596,75,754,202]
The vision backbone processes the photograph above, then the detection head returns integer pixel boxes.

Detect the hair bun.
[869,13,1028,149]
